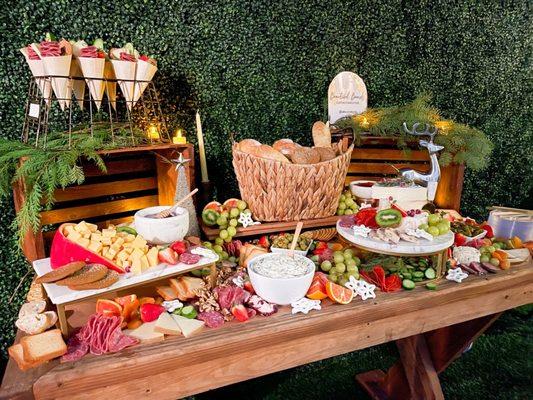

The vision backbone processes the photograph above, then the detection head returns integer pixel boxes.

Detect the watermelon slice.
[50,223,124,273]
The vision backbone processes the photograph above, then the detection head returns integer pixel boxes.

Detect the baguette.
[16,313,51,335]
[312,121,331,147]
[20,329,67,362]
[250,144,290,163]
[8,343,46,371]
[18,300,47,318]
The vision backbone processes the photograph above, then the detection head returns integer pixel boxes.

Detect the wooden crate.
[345,136,464,210]
[13,144,195,263]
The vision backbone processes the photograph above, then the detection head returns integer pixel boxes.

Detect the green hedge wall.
[0,1,531,361]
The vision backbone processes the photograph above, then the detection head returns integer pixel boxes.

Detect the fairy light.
[435,120,452,135]
[147,124,160,140]
[172,128,186,144]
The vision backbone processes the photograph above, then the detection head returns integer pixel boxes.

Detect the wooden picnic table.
[1,260,532,400]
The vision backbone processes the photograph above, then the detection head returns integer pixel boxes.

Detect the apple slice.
[50,223,124,273]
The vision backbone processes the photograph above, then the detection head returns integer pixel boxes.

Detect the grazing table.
[1,261,531,400]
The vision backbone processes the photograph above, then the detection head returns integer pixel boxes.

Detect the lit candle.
[147,124,160,140]
[196,111,209,182]
[173,128,186,144]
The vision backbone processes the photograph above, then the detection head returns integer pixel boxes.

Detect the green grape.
[490,257,500,266]
[214,237,224,246]
[227,226,237,236]
[343,248,354,258]
[230,208,240,218]
[202,241,213,249]
[437,222,449,235]
[220,251,229,260]
[345,258,356,268]
[310,255,320,263]
[428,214,440,226]
[219,229,229,239]
[344,209,354,215]
[347,264,358,273]
[229,218,238,227]
[224,236,232,243]
[220,211,229,218]
[353,257,361,267]
[333,253,344,264]
[427,226,440,236]
[216,216,228,226]
[338,278,348,286]
[338,202,347,210]
[480,254,490,263]
[345,198,355,207]
[340,194,346,202]
[337,209,345,216]
[419,223,429,231]
[213,245,223,253]
[335,263,346,273]
[487,246,496,253]
[228,256,237,263]
[320,260,332,272]
[237,200,247,211]
[328,274,338,283]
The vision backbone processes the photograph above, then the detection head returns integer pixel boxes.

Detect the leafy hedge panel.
[0,0,530,359]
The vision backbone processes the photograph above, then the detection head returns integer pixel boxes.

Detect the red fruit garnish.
[139,54,149,61]
[258,235,270,248]
[140,303,165,322]
[243,281,255,295]
[231,304,249,322]
[170,240,188,255]
[114,294,137,307]
[391,203,407,217]
[454,233,467,247]
[481,224,494,238]
[158,247,179,265]
[384,274,402,292]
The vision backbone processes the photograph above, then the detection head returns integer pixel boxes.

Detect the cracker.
[55,264,108,286]
[35,261,85,284]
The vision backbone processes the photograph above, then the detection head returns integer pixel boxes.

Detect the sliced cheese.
[131,248,144,260]
[124,321,164,344]
[147,247,159,267]
[171,315,204,338]
[154,312,181,335]
[131,236,147,249]
[140,255,150,271]
[131,258,142,275]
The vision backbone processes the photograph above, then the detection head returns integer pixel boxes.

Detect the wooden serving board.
[200,215,342,240]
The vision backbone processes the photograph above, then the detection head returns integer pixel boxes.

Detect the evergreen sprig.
[336,94,493,170]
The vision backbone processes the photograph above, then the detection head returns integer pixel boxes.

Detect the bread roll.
[314,146,336,162]
[291,147,321,164]
[251,145,290,163]
[238,139,261,154]
[18,300,47,319]
[272,139,301,158]
[312,121,332,148]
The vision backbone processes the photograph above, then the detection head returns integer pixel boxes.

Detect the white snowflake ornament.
[446,268,468,283]
[291,298,321,314]
[238,211,261,228]
[345,276,376,300]
[162,300,183,313]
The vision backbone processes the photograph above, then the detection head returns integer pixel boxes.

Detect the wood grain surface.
[2,261,531,400]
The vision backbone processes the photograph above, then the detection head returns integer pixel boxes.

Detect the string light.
[173,128,186,144]
[147,124,160,140]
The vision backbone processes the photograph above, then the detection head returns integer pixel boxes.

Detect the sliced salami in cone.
[110,59,136,111]
[20,48,52,104]
[41,54,72,111]
[133,59,157,104]
[104,60,117,111]
[78,57,106,110]
[69,59,86,109]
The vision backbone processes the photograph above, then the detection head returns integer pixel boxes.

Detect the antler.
[402,122,438,142]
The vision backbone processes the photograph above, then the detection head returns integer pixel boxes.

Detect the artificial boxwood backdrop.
[0,0,530,381]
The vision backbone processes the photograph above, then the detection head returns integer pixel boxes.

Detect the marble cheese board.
[336,222,454,256]
[33,255,218,305]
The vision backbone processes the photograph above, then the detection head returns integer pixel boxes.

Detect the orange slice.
[328,243,344,252]
[306,280,328,300]
[96,299,122,317]
[325,281,354,304]
[139,297,155,305]
[114,294,137,307]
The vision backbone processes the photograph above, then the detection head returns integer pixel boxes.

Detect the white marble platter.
[336,222,454,256]
[33,255,218,305]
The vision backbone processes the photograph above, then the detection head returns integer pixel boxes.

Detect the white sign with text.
[328,71,367,123]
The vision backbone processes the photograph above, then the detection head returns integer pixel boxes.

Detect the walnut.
[194,286,220,313]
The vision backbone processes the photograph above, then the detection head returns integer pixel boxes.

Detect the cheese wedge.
[171,315,204,338]
[124,321,164,344]
[154,312,181,335]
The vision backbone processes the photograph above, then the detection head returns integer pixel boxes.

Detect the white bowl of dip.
[134,206,189,245]
[247,253,315,305]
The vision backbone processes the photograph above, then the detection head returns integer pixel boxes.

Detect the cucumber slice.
[117,226,138,236]
[426,282,437,290]
[413,271,424,279]
[413,277,423,282]
[180,305,197,319]
[424,268,436,280]
[402,279,415,290]
[402,272,412,279]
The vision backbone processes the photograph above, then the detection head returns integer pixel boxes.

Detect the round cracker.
[35,261,86,284]
[55,264,108,286]
[68,270,119,291]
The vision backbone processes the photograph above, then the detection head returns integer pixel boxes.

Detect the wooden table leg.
[356,313,502,400]
[56,304,69,337]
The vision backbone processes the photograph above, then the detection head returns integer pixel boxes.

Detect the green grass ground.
[192,307,533,400]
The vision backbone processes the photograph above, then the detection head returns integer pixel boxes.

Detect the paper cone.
[20,48,52,104]
[104,60,117,111]
[78,57,106,110]
[42,55,72,111]
[110,59,136,111]
[133,59,157,104]
[69,59,86,109]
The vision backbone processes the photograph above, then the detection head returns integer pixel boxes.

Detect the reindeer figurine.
[400,122,444,202]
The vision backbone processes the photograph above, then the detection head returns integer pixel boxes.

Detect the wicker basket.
[232,143,353,221]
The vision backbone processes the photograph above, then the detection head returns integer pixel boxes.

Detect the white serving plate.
[33,255,218,305]
[336,222,454,255]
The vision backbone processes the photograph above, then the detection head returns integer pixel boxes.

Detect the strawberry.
[158,247,178,265]
[231,304,249,322]
[391,203,407,217]
[258,235,270,248]
[139,54,149,61]
[170,240,188,255]
[140,303,165,322]
[454,233,467,247]
[243,281,255,295]
[481,224,494,238]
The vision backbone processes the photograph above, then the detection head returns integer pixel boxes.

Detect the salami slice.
[179,253,201,265]
[197,311,225,328]
[338,215,356,228]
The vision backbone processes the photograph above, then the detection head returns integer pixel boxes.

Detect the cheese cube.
[131,258,142,275]
[102,229,116,238]
[102,246,109,255]
[88,241,103,253]
[86,222,98,232]
[90,233,102,242]
[131,248,144,260]
[64,225,75,235]
[101,237,112,246]
[114,237,125,247]
[107,248,117,258]
[67,230,82,242]
[125,234,136,243]
[77,238,90,248]
[117,250,129,262]
[142,245,149,253]
[140,255,149,271]
[75,221,90,234]
[147,247,159,267]
[116,259,123,268]
[131,236,147,249]
[123,247,134,255]
[82,232,91,239]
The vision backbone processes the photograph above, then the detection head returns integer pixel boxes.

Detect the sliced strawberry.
[170,240,188,255]
[454,233,467,247]
[140,303,165,322]
[258,235,270,248]
[243,281,255,295]
[391,203,407,217]
[481,224,494,238]
[231,304,249,322]
[139,54,149,61]
[158,247,179,265]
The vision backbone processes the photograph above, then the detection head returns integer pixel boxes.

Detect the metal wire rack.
[21,74,171,148]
